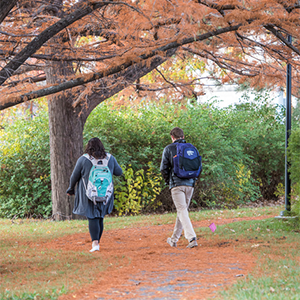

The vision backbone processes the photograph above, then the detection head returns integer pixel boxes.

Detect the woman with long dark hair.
[67,137,123,252]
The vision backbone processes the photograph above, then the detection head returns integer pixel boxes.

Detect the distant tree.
[1,0,300,219]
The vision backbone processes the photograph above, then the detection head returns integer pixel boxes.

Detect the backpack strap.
[83,153,111,166]
[82,153,111,191]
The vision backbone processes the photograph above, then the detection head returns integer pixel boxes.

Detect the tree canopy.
[1,0,300,220]
[1,0,300,111]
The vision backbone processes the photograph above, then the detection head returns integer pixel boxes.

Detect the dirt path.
[53,215,273,300]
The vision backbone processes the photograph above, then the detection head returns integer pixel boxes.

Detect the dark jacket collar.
[174,139,186,143]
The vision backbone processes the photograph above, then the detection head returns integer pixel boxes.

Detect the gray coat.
[67,154,123,218]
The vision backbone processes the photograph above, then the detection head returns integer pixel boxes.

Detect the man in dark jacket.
[160,127,198,248]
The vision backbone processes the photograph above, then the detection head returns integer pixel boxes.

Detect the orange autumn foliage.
[0,0,300,110]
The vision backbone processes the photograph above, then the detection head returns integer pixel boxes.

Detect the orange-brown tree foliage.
[1,0,300,219]
[1,0,300,109]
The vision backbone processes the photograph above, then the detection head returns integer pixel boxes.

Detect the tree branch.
[155,67,181,92]
[0,1,108,86]
[182,46,260,77]
[264,24,300,57]
[0,0,17,23]
[81,48,177,118]
[0,23,242,110]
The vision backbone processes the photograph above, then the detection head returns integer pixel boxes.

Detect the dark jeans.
[88,217,104,242]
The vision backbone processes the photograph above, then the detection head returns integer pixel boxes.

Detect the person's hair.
[170,127,184,139]
[84,137,106,159]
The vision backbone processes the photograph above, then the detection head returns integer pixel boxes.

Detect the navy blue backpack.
[173,143,202,179]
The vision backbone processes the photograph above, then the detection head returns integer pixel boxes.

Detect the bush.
[85,94,284,211]
[0,109,51,218]
[113,162,163,215]
[84,103,171,169]
[226,92,286,200]
[0,91,287,217]
[288,127,300,216]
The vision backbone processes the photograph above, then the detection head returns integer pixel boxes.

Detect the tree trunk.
[46,61,86,220]
[46,51,176,220]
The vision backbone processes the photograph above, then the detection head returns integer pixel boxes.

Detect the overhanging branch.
[0,0,17,23]
[0,24,242,110]
[264,24,300,57]
[0,1,108,86]
[0,23,242,110]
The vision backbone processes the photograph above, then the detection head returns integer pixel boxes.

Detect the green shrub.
[213,92,285,200]
[85,94,284,209]
[84,103,171,169]
[0,91,287,218]
[113,162,163,215]
[170,100,262,207]
[0,109,51,218]
[288,127,300,215]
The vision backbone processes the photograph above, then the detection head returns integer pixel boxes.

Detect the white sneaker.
[167,237,177,247]
[89,245,99,252]
[186,238,198,248]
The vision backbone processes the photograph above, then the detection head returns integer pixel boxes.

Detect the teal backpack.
[82,154,113,205]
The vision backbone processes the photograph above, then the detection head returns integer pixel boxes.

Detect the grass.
[1,241,112,299]
[0,205,299,300]
[205,216,300,299]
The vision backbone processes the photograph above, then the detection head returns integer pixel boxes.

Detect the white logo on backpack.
[82,154,113,205]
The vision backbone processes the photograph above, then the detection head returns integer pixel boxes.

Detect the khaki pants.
[170,186,196,243]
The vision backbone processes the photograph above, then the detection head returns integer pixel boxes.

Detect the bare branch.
[5,75,46,87]
[155,67,181,92]
[0,0,17,23]
[264,24,300,57]
[0,23,242,110]
[0,30,36,37]
[0,1,108,86]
